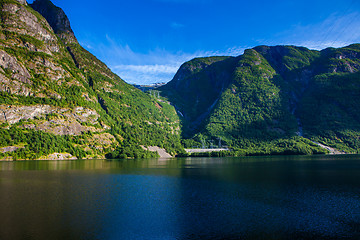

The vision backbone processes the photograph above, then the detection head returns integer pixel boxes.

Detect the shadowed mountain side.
[161,44,360,155]
[159,56,238,136]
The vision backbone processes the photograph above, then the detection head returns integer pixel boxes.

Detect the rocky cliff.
[30,0,77,44]
[0,0,182,160]
[160,44,360,155]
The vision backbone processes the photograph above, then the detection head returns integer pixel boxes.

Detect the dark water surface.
[1,155,360,240]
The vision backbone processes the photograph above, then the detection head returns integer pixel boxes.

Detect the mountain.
[1,0,358,159]
[0,0,182,160]
[160,44,360,155]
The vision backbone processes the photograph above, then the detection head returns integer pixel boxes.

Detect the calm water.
[0,155,360,240]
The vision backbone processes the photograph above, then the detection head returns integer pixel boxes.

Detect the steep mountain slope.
[160,56,237,136]
[297,44,360,152]
[0,0,182,160]
[160,44,360,155]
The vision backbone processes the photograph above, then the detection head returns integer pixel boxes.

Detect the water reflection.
[0,155,360,240]
[0,158,184,171]
[1,154,357,171]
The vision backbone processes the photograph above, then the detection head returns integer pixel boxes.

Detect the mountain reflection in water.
[0,155,359,240]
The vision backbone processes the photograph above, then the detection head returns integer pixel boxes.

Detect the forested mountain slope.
[0,0,182,160]
[1,0,359,159]
[160,44,360,155]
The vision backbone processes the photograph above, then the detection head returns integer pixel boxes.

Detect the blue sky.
[29,0,360,84]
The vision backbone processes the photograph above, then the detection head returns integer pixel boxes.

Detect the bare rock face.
[0,74,33,96]
[0,50,31,83]
[2,2,60,53]
[0,49,33,96]
[0,105,53,124]
[0,146,24,153]
[30,0,77,44]
[14,0,27,5]
[41,152,77,160]
[0,105,103,135]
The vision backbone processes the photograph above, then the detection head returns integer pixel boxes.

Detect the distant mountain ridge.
[0,0,182,160]
[160,44,360,155]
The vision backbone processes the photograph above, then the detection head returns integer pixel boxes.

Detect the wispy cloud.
[170,22,185,29]
[221,46,247,56]
[108,9,360,85]
[79,41,93,49]
[112,64,180,84]
[114,65,179,74]
[274,11,360,50]
[108,49,209,84]
[92,35,248,84]
[112,64,179,84]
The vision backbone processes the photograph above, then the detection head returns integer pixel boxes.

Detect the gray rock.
[2,2,60,53]
[43,153,77,160]
[30,0,77,44]
[0,50,33,96]
[0,146,24,153]
[0,105,103,136]
[14,0,27,5]
[0,50,31,83]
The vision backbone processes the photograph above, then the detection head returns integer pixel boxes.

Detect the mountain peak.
[30,0,77,44]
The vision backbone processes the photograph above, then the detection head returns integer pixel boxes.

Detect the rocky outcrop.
[41,152,77,160]
[2,1,60,53]
[22,119,94,136]
[14,0,27,5]
[0,105,96,124]
[27,56,70,83]
[141,146,173,158]
[0,49,33,95]
[0,73,32,96]
[30,0,77,44]
[0,146,24,153]
[0,50,31,82]
[0,105,103,135]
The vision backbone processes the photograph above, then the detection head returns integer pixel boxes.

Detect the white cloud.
[111,47,248,84]
[220,46,246,56]
[93,35,248,84]
[114,64,179,74]
[107,49,201,84]
[112,64,179,84]
[79,41,93,49]
[112,66,176,85]
[275,11,360,50]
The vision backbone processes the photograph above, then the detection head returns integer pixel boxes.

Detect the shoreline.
[185,148,230,153]
[0,152,358,162]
